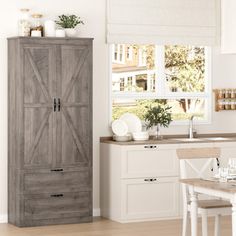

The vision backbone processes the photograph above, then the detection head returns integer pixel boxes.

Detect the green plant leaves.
[55,14,84,29]
[144,105,172,129]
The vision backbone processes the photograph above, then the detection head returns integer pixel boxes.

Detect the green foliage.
[55,15,84,29]
[112,100,166,120]
[165,45,205,93]
[112,99,205,122]
[144,105,173,129]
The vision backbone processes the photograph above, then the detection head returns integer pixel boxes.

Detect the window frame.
[109,45,212,125]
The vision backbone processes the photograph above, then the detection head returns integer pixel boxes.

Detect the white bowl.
[113,134,132,142]
[132,131,149,141]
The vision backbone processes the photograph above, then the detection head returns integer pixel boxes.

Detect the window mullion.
[155,45,165,97]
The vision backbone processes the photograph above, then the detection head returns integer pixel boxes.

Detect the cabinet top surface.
[8,36,94,41]
[100,133,236,146]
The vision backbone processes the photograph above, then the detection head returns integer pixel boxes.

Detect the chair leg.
[201,211,208,236]
[214,214,221,236]
[182,209,189,236]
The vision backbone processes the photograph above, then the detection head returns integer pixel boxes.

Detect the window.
[112,44,125,64]
[111,44,211,123]
[127,46,133,61]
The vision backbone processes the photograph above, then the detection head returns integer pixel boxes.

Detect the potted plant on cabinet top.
[144,105,172,139]
[55,14,84,37]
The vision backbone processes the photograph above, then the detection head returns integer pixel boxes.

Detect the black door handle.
[144,145,157,149]
[144,178,157,182]
[58,98,61,112]
[53,98,57,112]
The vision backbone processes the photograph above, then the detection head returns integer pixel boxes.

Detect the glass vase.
[154,124,163,140]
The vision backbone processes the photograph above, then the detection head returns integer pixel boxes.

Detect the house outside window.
[138,47,147,67]
[127,46,133,61]
[112,44,125,64]
[111,44,211,124]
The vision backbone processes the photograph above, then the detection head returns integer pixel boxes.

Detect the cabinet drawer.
[121,177,179,221]
[22,169,91,194]
[23,192,91,221]
[121,145,179,178]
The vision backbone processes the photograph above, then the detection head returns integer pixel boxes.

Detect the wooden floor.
[0,217,232,236]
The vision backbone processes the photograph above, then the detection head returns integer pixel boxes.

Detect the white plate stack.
[112,113,149,141]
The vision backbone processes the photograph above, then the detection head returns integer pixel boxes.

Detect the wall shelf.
[214,89,236,112]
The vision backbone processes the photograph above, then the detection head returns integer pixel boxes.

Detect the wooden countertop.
[100,133,236,145]
[180,178,236,194]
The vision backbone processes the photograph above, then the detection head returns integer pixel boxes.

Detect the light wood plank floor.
[0,217,232,236]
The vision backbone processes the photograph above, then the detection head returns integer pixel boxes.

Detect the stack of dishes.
[132,131,149,141]
[112,119,132,142]
[112,113,149,141]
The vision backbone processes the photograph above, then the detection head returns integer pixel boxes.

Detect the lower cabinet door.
[21,192,92,226]
[121,177,179,221]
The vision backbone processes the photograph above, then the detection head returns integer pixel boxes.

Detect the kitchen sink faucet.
[189,115,196,139]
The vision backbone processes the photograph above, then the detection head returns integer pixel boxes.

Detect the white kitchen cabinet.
[121,177,179,221]
[121,144,179,179]
[221,0,236,53]
[100,140,236,223]
[100,143,180,223]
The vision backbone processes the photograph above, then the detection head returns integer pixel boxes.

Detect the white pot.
[65,28,77,37]
[55,29,66,37]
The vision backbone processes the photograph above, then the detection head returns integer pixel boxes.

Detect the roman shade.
[107,0,219,46]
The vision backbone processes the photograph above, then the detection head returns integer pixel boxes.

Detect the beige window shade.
[107,0,220,46]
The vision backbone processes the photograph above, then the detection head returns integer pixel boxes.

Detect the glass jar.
[225,89,230,99]
[218,89,225,99]
[30,14,44,37]
[231,100,236,110]
[225,101,230,110]
[18,9,31,36]
[231,89,236,99]
[218,100,225,110]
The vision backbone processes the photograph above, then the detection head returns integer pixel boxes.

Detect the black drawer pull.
[144,145,157,149]
[144,178,157,182]
[50,194,64,198]
[51,168,64,172]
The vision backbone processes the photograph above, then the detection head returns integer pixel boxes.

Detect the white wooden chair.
[177,147,232,236]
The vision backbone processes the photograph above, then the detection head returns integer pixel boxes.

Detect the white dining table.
[180,178,236,236]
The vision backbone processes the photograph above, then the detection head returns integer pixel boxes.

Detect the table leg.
[231,197,236,236]
[189,186,198,236]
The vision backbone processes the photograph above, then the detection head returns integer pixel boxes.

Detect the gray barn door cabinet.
[8,37,93,227]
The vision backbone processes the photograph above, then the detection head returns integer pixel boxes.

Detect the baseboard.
[93,208,101,217]
[0,214,7,223]
[0,209,100,224]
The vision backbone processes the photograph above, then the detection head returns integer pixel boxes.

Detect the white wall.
[0,0,236,223]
